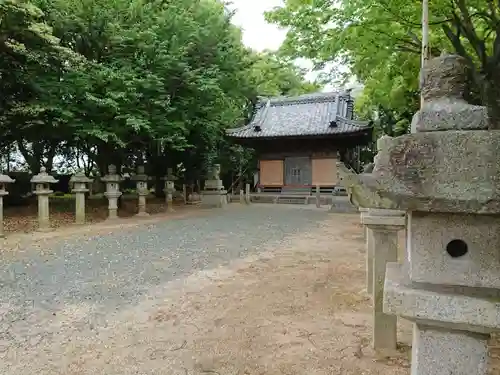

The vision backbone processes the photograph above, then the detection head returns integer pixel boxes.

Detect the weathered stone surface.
[414,54,489,132]
[131,166,148,184]
[407,212,500,289]
[70,172,93,225]
[102,165,122,220]
[362,209,405,350]
[210,164,221,180]
[204,179,224,190]
[201,190,227,208]
[0,173,14,185]
[70,172,92,187]
[31,168,58,232]
[31,167,58,185]
[363,163,374,173]
[339,130,500,214]
[421,54,468,101]
[384,263,500,334]
[357,54,500,375]
[411,324,489,375]
[0,173,14,237]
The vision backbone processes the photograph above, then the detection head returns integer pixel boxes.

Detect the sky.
[229,0,325,88]
[229,0,357,93]
[230,0,287,52]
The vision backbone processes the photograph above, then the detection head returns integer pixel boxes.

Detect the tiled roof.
[226,92,371,139]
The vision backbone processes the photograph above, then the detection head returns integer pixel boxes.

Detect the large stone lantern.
[131,165,149,217]
[0,173,15,237]
[338,54,498,374]
[31,167,58,231]
[101,164,122,220]
[201,164,227,208]
[163,168,177,212]
[69,172,93,224]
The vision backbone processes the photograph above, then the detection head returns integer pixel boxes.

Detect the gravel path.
[0,205,329,372]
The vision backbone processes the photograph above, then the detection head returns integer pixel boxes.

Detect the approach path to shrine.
[0,205,333,374]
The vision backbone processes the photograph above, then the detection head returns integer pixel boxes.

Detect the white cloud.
[229,0,349,92]
[230,0,286,52]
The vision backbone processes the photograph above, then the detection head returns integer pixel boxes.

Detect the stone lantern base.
[384,263,496,374]
[201,189,227,208]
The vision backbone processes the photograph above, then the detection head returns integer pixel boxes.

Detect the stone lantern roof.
[131,166,148,182]
[0,173,15,184]
[101,164,122,183]
[69,172,93,184]
[30,167,58,184]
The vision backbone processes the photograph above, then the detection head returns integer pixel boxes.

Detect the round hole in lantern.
[446,239,468,258]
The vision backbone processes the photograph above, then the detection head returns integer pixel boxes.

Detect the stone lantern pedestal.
[163,168,176,212]
[0,173,15,237]
[31,168,58,232]
[245,183,251,204]
[201,164,227,208]
[101,165,122,220]
[338,54,499,374]
[358,207,372,292]
[69,172,93,225]
[361,208,405,350]
[132,166,149,217]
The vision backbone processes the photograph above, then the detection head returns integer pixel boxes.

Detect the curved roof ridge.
[226,90,371,139]
[335,115,372,128]
[257,91,339,107]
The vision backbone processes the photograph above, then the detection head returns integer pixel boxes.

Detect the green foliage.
[1,0,319,180]
[266,0,500,135]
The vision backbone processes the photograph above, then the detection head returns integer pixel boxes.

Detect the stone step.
[250,195,276,204]
[277,197,307,205]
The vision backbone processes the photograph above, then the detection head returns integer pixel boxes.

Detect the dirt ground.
[8,213,409,375]
[6,211,500,374]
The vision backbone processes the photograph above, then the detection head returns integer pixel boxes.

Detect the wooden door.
[284,157,311,186]
[312,158,338,186]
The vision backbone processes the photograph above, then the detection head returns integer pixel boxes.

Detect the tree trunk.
[17,140,42,173]
[484,67,500,129]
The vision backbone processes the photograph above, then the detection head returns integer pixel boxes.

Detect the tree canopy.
[0,0,320,184]
[266,0,500,135]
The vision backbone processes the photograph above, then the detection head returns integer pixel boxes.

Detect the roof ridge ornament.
[254,98,271,132]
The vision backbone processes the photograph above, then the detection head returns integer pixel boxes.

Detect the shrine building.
[226,91,372,193]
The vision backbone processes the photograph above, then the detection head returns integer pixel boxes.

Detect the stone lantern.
[201,164,227,208]
[101,164,122,220]
[0,173,15,237]
[69,172,93,225]
[30,167,58,231]
[131,165,149,217]
[338,54,498,374]
[163,168,176,212]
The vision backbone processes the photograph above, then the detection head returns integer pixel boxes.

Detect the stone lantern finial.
[411,54,488,132]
